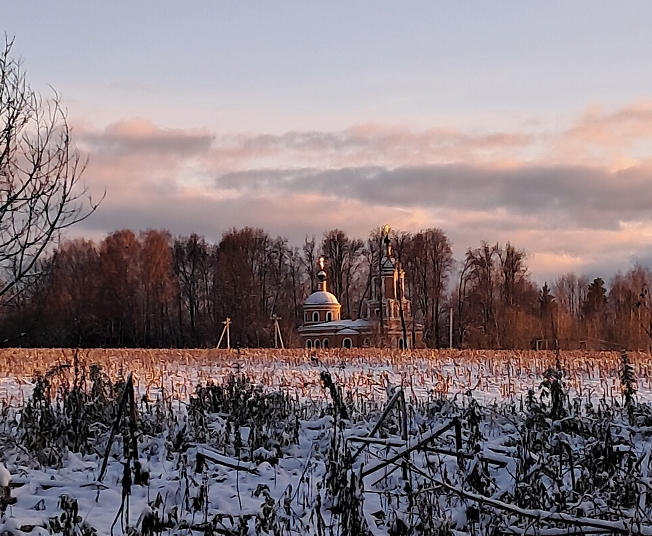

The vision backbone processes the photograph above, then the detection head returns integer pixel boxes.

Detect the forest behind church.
[1,226,650,351]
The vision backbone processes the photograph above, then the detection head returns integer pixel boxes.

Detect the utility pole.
[217,317,231,349]
[271,314,284,349]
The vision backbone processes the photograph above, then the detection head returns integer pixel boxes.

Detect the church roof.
[304,290,340,306]
[380,255,396,274]
[298,318,374,334]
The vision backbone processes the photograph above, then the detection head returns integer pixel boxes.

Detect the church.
[298,233,423,349]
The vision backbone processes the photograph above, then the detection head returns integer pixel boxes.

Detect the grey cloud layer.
[215,164,652,230]
[221,128,531,154]
[79,120,214,157]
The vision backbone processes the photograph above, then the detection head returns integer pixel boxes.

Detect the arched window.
[304,312,308,322]
[326,311,332,322]
[306,339,312,349]
[363,338,371,347]
[398,338,404,349]
[343,338,352,349]
[312,311,320,322]
[323,338,329,349]
[314,339,321,349]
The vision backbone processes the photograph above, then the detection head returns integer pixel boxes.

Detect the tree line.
[1,226,651,350]
[3,41,650,351]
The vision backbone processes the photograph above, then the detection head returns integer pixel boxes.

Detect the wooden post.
[272,314,284,349]
[217,317,231,349]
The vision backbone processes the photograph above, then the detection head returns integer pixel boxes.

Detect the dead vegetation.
[0,349,651,534]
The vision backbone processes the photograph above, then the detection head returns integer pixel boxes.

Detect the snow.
[0,463,10,487]
[0,349,651,534]
[0,348,649,406]
[304,290,339,305]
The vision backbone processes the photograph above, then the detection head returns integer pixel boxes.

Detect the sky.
[4,1,652,284]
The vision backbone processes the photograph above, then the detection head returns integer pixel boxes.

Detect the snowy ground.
[0,349,651,535]
[1,423,332,536]
[0,348,650,404]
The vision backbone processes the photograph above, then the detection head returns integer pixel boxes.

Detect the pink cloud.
[70,104,652,282]
[548,101,652,166]
[207,124,534,171]
[78,118,213,157]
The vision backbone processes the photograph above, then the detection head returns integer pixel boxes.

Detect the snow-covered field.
[0,348,650,404]
[0,349,651,535]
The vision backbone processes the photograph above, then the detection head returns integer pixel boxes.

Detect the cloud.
[567,101,652,149]
[194,123,536,173]
[78,118,214,158]
[70,105,652,284]
[75,190,430,249]
[215,163,652,230]
[548,101,652,166]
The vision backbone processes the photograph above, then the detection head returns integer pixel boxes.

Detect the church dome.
[305,290,339,306]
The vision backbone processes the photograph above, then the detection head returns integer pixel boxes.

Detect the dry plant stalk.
[0,348,647,405]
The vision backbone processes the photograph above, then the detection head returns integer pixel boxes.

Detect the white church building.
[298,236,423,349]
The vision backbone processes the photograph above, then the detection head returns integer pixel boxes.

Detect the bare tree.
[0,38,101,301]
[140,230,176,347]
[321,229,347,302]
[554,272,589,344]
[320,229,364,318]
[425,229,454,347]
[391,230,411,348]
[464,242,500,348]
[343,237,364,319]
[498,242,527,308]
[497,242,530,348]
[610,265,652,350]
[402,229,454,347]
[174,234,212,345]
[455,254,474,348]
[287,246,304,327]
[302,236,317,293]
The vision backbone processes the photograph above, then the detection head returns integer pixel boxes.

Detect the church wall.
[299,240,423,350]
[302,305,340,324]
[303,333,366,349]
[383,276,395,300]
